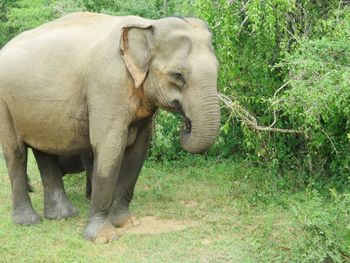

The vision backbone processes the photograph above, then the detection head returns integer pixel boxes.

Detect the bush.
[291,189,350,262]
[2,0,84,45]
[279,7,350,177]
[149,111,186,161]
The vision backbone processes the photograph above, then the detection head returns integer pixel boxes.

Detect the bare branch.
[219,93,303,135]
[269,81,290,128]
[240,15,249,28]
[212,21,222,29]
[321,128,339,155]
[273,81,289,98]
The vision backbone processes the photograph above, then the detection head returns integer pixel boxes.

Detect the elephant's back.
[0,13,114,155]
[1,12,148,54]
[2,12,119,50]
[0,12,149,97]
[0,13,119,81]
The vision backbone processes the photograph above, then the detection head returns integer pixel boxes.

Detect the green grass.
[0,152,349,262]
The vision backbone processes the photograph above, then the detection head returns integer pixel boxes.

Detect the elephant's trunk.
[180,86,220,154]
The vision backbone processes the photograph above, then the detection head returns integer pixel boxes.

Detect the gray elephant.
[0,13,220,243]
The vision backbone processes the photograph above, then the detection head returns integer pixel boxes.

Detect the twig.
[270,81,289,128]
[219,93,303,135]
[240,15,249,28]
[280,25,302,45]
[52,4,66,16]
[273,81,289,98]
[321,128,338,155]
[212,21,222,29]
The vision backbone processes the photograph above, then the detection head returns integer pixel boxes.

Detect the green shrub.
[290,189,350,262]
[3,0,84,43]
[279,7,350,177]
[149,111,186,161]
[178,0,350,182]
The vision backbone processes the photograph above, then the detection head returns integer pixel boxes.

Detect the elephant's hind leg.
[32,149,78,219]
[0,102,41,224]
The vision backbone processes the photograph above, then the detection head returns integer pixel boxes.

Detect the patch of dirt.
[116,216,192,235]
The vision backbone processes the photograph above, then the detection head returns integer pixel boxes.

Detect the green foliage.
[149,111,186,161]
[2,0,84,46]
[291,189,350,262]
[181,1,299,161]
[181,0,348,179]
[0,0,16,47]
[75,0,183,18]
[279,7,350,177]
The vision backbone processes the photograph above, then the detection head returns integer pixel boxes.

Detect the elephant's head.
[120,17,220,153]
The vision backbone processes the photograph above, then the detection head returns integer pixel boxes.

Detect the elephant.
[28,153,94,200]
[0,12,220,243]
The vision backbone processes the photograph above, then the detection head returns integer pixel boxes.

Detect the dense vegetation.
[0,1,349,262]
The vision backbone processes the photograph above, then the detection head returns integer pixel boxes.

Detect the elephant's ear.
[120,24,154,89]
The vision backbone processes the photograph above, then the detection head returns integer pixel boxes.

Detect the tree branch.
[219,93,304,135]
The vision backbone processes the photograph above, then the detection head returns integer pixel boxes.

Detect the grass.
[0,151,349,262]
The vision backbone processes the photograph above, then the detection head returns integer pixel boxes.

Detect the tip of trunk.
[180,117,220,154]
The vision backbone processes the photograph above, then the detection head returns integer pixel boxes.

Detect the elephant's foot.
[84,218,118,244]
[12,206,41,225]
[44,191,78,219]
[109,203,133,227]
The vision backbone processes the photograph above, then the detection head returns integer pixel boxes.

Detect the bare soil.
[116,216,192,235]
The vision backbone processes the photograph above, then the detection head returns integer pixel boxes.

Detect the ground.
[0,152,348,262]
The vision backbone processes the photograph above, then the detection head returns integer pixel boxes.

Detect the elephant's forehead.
[183,18,209,31]
[156,17,211,38]
[156,28,212,52]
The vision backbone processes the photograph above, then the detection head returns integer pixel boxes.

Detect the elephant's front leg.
[109,118,152,227]
[84,127,128,243]
[32,149,78,219]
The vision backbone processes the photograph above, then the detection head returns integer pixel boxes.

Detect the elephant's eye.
[172,72,184,80]
[169,72,186,88]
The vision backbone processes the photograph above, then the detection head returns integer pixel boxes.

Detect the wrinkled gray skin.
[0,13,220,243]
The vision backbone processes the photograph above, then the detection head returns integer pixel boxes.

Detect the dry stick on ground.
[218,93,304,135]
